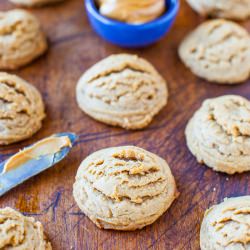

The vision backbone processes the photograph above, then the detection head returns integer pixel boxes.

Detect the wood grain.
[0,0,250,249]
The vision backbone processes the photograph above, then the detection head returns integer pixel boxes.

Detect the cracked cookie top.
[9,0,64,7]
[0,207,52,250]
[185,95,250,174]
[0,9,47,70]
[179,19,250,84]
[187,0,250,21]
[76,54,168,130]
[73,146,178,231]
[200,196,250,250]
[0,72,45,145]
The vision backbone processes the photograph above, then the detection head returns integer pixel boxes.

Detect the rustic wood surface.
[0,0,250,249]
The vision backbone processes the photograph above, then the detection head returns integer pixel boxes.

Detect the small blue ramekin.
[85,0,179,48]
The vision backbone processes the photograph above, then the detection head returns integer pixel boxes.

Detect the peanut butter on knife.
[2,136,72,174]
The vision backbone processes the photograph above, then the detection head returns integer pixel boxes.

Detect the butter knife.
[0,132,77,197]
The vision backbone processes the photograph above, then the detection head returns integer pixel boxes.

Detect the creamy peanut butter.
[97,0,165,24]
[2,136,72,174]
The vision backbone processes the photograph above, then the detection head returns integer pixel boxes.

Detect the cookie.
[200,196,250,250]
[76,54,168,130]
[0,207,52,249]
[179,19,250,84]
[0,9,47,70]
[185,95,250,174]
[98,0,165,24]
[73,146,178,231]
[0,72,45,145]
[9,0,64,7]
[187,0,250,21]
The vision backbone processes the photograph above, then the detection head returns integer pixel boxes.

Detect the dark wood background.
[0,0,249,249]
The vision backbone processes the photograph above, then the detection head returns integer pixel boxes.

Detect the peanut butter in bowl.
[97,0,166,24]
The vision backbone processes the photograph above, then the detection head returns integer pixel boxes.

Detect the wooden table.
[0,0,249,249]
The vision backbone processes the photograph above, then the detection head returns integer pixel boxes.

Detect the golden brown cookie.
[73,146,178,231]
[0,72,45,145]
[187,0,250,21]
[185,95,250,174]
[9,0,64,7]
[76,54,168,130]
[200,196,250,250]
[97,0,165,24]
[0,207,52,250]
[179,19,250,84]
[0,9,47,70]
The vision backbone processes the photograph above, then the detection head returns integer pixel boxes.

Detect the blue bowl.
[85,0,179,48]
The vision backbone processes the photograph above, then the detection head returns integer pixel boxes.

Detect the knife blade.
[0,132,78,197]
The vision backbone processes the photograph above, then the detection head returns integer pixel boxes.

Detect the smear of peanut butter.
[2,136,72,174]
[97,0,165,24]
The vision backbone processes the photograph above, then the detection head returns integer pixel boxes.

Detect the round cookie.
[0,72,45,145]
[187,0,250,21]
[200,196,250,250]
[185,95,250,174]
[179,19,250,84]
[0,9,47,70]
[9,0,64,7]
[0,207,52,249]
[76,54,168,130]
[73,146,178,231]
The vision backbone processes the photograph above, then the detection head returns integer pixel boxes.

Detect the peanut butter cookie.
[187,0,250,20]
[0,72,45,145]
[76,54,168,130]
[186,95,250,174]
[9,0,64,7]
[0,9,47,70]
[73,146,178,231]
[179,19,250,84]
[200,196,250,250]
[97,0,165,24]
[0,207,52,250]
